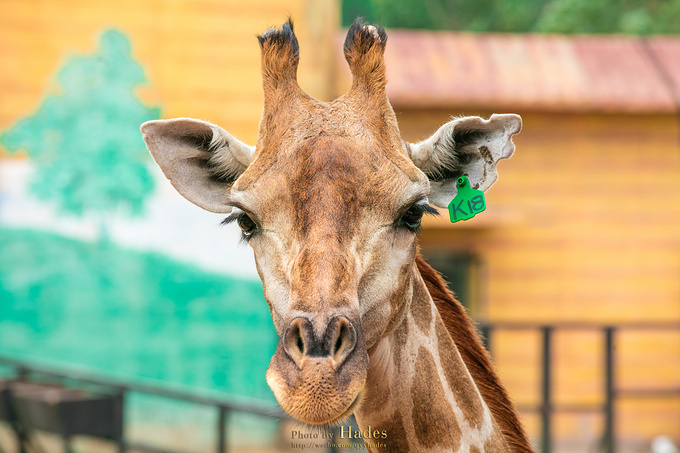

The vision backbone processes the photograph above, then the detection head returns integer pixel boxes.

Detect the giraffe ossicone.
[142,18,533,452]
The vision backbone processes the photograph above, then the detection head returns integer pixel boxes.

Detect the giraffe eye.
[237,213,257,238]
[397,200,438,232]
[401,207,424,231]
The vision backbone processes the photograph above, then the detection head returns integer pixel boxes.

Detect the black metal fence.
[479,322,680,453]
[2,322,679,453]
[0,356,301,453]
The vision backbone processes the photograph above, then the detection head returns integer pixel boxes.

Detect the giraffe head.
[141,20,521,425]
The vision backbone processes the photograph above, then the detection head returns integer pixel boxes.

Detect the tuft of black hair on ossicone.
[257,18,299,58]
[343,17,387,60]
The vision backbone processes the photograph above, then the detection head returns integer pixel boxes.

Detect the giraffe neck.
[353,268,507,452]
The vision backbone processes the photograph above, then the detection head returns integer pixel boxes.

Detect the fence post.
[217,406,228,453]
[540,326,553,453]
[603,327,616,453]
[114,387,126,453]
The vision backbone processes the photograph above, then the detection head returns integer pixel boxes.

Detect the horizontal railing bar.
[477,322,680,330]
[0,356,284,418]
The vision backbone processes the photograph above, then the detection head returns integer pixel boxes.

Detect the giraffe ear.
[141,118,254,213]
[407,114,522,207]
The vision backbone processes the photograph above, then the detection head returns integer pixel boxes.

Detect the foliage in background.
[0,30,159,221]
[342,0,680,34]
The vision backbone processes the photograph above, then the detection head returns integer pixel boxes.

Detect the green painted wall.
[0,228,277,401]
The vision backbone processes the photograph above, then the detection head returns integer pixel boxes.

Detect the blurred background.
[0,0,679,452]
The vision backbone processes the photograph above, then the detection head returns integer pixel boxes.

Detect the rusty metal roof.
[336,32,680,113]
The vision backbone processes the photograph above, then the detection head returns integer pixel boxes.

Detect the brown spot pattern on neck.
[416,255,535,453]
[411,346,461,450]
[370,411,410,453]
[434,319,485,430]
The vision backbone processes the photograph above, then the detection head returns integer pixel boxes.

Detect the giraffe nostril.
[297,332,304,354]
[283,318,311,367]
[328,316,357,367]
[334,331,343,355]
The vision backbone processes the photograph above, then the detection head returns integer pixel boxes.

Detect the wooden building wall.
[0,0,339,149]
[405,109,680,442]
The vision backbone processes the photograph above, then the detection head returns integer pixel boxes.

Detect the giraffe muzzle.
[266,314,368,425]
[282,316,357,368]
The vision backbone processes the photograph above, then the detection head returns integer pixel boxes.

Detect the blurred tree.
[343,0,551,31]
[1,30,159,237]
[342,0,680,34]
[533,0,619,33]
[535,0,680,34]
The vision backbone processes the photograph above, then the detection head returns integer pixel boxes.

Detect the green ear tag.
[448,176,486,223]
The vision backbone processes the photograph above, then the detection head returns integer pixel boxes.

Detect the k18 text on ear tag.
[448,176,486,223]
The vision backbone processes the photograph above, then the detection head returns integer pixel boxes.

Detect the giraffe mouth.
[266,345,368,425]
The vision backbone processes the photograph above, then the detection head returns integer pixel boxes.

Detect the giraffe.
[141,20,533,452]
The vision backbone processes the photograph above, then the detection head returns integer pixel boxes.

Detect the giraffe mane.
[415,255,534,453]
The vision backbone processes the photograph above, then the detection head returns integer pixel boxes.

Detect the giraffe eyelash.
[220,212,241,227]
[220,207,249,227]
[409,203,439,217]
